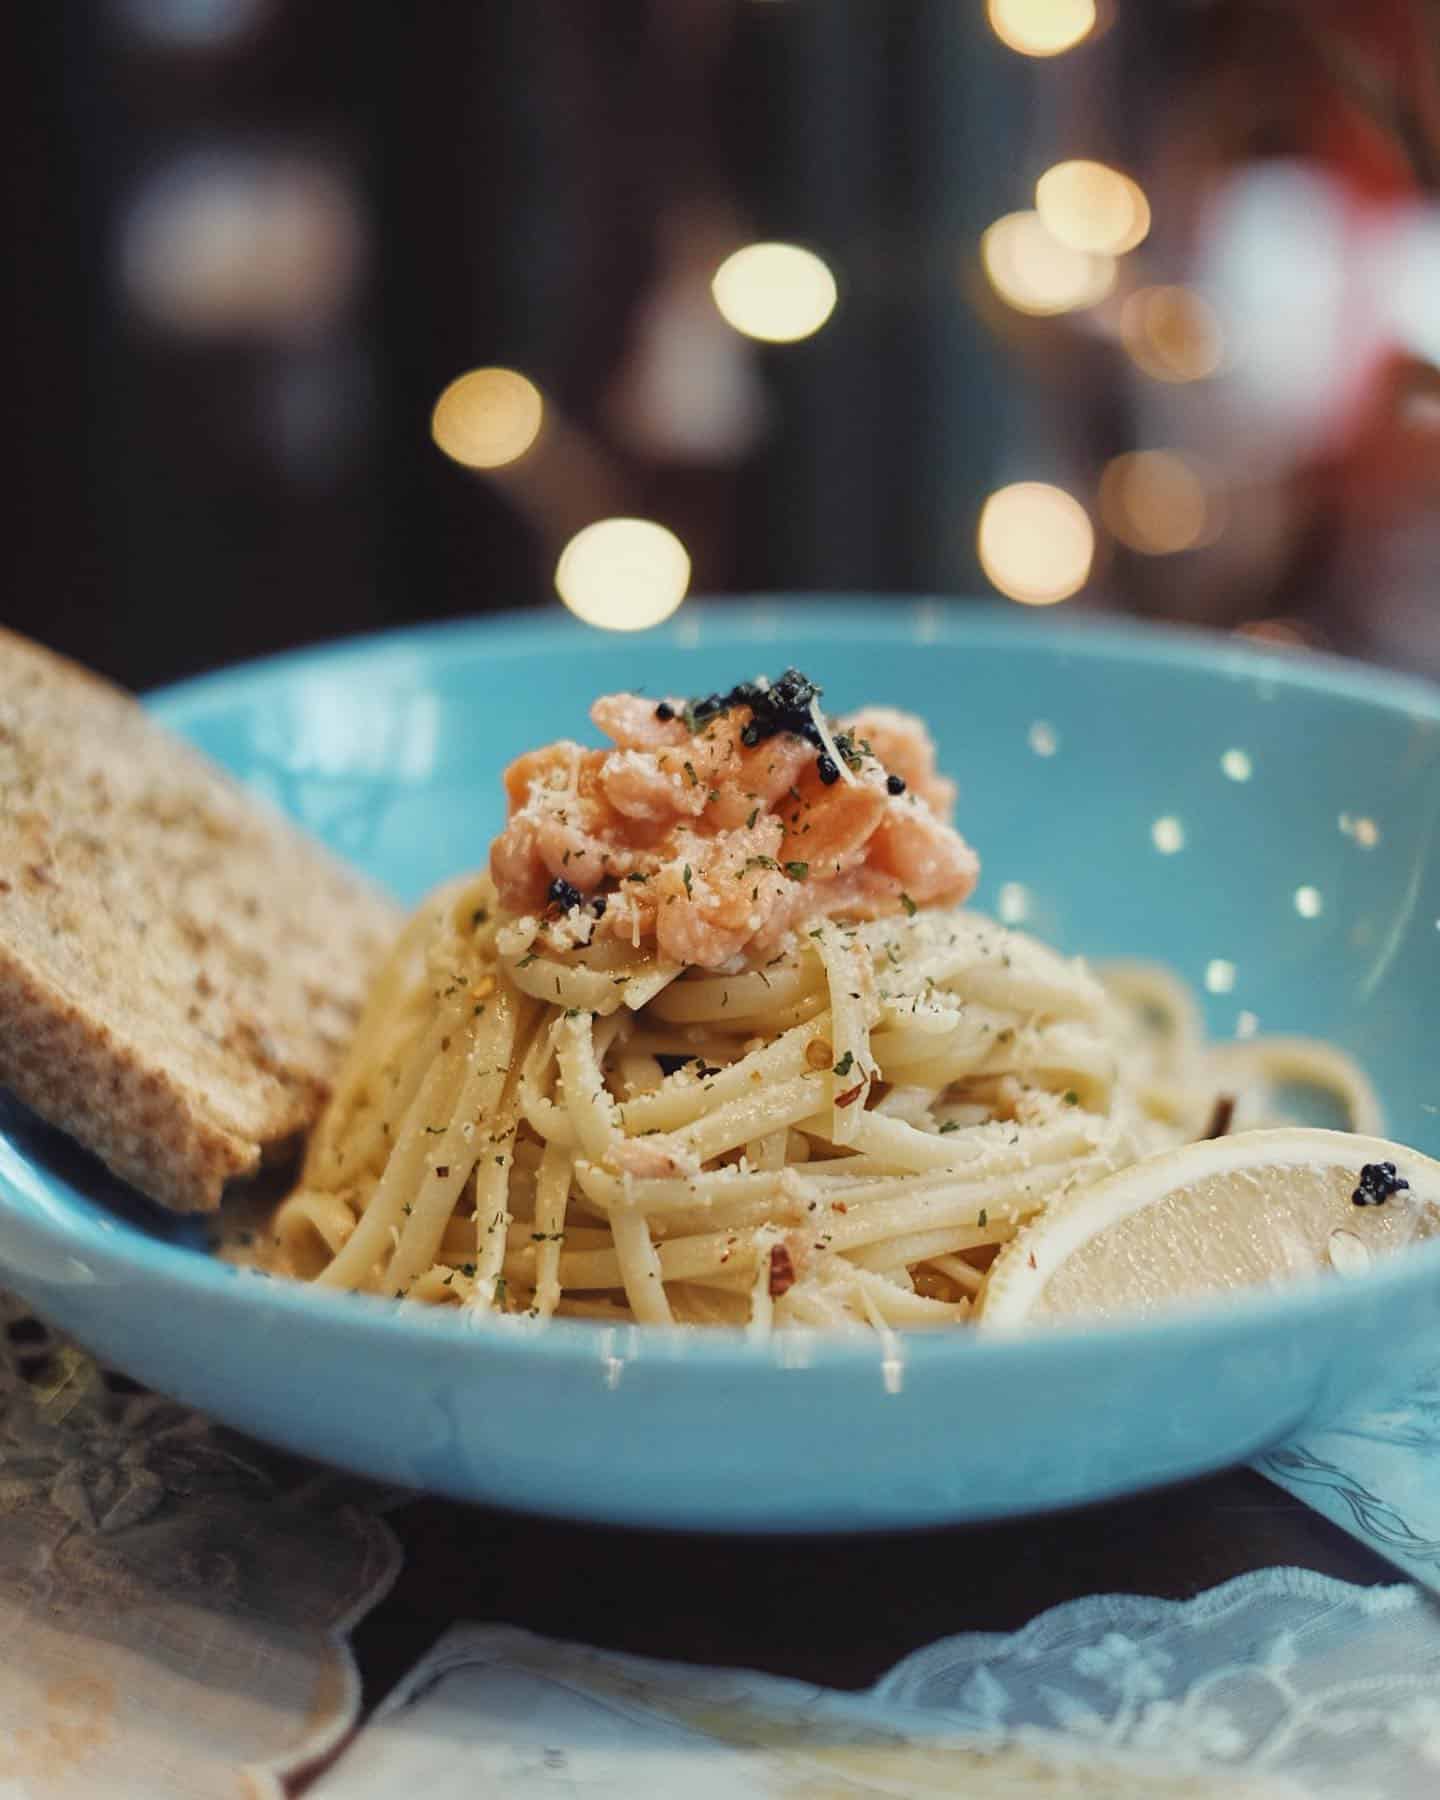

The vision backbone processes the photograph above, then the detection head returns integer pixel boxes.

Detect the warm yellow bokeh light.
[1099,451,1214,555]
[1120,285,1225,382]
[554,518,691,632]
[980,210,1116,316]
[711,242,838,343]
[977,482,1094,606]
[431,367,543,469]
[987,0,1095,56]
[1036,160,1151,256]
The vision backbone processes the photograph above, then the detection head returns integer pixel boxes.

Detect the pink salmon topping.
[489,688,979,970]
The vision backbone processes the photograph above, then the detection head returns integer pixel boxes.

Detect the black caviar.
[1353,1161,1410,1206]
[886,773,906,795]
[654,668,823,745]
[546,875,584,912]
[649,669,896,787]
[733,669,824,746]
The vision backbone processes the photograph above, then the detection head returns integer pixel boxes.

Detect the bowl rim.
[5,597,1440,1377]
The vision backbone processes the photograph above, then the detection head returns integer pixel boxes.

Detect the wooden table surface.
[350,1464,1398,1710]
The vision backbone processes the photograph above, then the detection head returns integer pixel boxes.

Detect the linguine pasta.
[265,871,1379,1330]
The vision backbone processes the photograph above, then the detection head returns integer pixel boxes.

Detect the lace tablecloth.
[0,1295,401,1796]
[8,1276,1440,1799]
[310,1574,1440,1799]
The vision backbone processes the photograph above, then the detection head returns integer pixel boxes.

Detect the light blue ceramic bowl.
[2,599,1439,1532]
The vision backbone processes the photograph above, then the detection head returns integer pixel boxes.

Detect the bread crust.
[0,628,402,1212]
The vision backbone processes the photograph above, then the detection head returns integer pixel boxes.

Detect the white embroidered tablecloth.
[310,1574,1440,1799]
[0,1295,400,1797]
[12,1265,1440,1799]
[309,1347,1440,1797]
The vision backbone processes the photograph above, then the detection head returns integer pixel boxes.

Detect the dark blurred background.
[6,0,1440,691]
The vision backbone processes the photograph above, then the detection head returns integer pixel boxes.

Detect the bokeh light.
[981,210,1116,316]
[1036,160,1151,256]
[554,519,691,631]
[987,0,1095,56]
[1294,885,1324,919]
[112,0,271,48]
[1099,450,1216,555]
[1376,210,1440,368]
[711,243,838,344]
[977,482,1094,605]
[431,368,544,470]
[1151,816,1186,854]
[1201,164,1349,449]
[1120,286,1225,382]
[121,150,364,337]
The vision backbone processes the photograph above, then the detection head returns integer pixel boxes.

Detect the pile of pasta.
[269,875,1380,1330]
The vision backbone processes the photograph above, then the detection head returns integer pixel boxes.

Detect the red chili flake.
[1027,1251,1038,1270]
[835,1081,866,1108]
[768,1244,796,1298]
[832,1201,849,1214]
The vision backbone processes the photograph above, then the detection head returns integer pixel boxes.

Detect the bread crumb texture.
[0,630,402,1211]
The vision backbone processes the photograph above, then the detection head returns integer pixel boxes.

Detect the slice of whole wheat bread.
[0,628,403,1212]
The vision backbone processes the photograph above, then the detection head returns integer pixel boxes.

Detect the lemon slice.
[976,1128,1440,1328]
